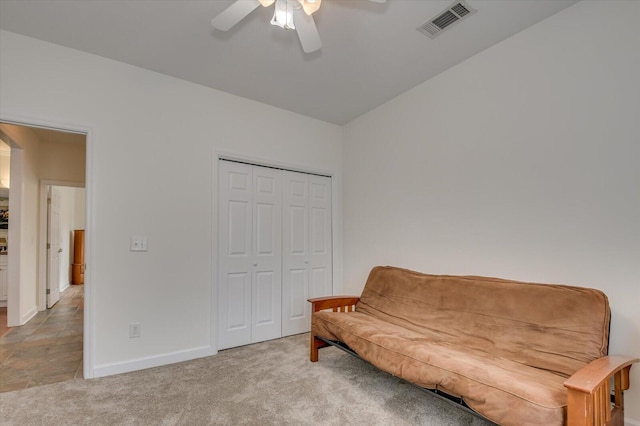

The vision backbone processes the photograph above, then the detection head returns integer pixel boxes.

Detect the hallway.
[0,285,83,392]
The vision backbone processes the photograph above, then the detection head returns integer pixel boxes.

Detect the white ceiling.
[0,0,578,125]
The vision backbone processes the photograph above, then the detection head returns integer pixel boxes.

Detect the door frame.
[212,151,342,353]
[0,128,23,327]
[0,114,94,379]
[38,181,84,310]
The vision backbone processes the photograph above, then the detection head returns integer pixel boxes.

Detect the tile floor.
[0,306,9,338]
[0,284,83,392]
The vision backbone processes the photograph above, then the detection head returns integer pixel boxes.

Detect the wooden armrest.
[565,355,638,394]
[307,296,360,362]
[564,355,639,426]
[308,296,360,313]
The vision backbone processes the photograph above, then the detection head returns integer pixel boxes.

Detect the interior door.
[282,172,309,336]
[218,161,253,350]
[282,172,332,337]
[251,166,282,344]
[47,187,62,308]
[308,175,332,299]
[218,160,283,349]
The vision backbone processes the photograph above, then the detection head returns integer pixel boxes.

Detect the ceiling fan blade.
[211,0,261,31]
[293,8,322,53]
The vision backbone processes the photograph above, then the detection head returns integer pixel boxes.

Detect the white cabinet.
[0,256,7,304]
[217,160,333,350]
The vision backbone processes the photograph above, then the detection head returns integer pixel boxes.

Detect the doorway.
[43,184,86,309]
[0,139,10,334]
[0,122,88,390]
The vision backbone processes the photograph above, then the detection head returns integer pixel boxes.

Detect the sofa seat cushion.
[356,267,610,379]
[313,311,568,426]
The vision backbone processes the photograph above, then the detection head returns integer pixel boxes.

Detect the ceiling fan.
[211,0,387,53]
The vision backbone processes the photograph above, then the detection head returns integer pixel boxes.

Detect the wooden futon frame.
[309,295,638,426]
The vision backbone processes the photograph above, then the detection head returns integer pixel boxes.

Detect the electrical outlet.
[129,323,141,338]
[130,236,148,252]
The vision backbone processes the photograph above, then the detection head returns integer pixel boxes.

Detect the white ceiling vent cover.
[418,1,477,39]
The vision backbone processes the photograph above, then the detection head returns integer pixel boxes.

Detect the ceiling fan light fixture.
[271,0,296,30]
[212,0,384,53]
[299,0,321,16]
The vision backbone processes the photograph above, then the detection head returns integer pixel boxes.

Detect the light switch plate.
[130,236,148,252]
[129,322,141,338]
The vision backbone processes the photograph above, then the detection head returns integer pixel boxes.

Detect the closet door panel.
[309,267,329,300]
[289,206,307,253]
[282,172,310,336]
[228,202,250,256]
[252,270,279,343]
[251,166,282,343]
[287,268,308,319]
[218,161,253,350]
[309,175,333,299]
[226,273,250,327]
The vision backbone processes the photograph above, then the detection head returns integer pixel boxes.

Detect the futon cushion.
[357,267,610,377]
[313,311,567,425]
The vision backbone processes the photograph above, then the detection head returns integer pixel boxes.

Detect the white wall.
[38,138,86,183]
[0,140,9,189]
[343,0,639,421]
[1,125,41,325]
[74,187,85,229]
[0,30,342,376]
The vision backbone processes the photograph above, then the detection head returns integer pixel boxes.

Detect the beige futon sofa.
[309,266,637,425]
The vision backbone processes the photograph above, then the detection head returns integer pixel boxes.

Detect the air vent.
[417,1,476,39]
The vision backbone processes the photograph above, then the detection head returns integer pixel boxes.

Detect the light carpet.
[0,333,493,425]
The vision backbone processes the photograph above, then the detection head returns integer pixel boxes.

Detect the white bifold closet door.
[218,161,332,350]
[218,161,283,350]
[282,171,332,337]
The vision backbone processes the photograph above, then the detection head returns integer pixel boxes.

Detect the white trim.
[20,305,38,324]
[626,417,640,426]
[210,149,219,356]
[331,172,342,296]
[92,345,214,378]
[83,124,95,379]
[0,113,95,379]
[37,184,47,312]
[212,151,342,350]
[217,152,333,178]
[6,144,22,327]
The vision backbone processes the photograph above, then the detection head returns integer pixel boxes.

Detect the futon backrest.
[356,266,610,377]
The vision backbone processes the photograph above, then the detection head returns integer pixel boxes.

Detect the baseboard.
[92,345,216,378]
[21,305,38,325]
[60,283,70,293]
